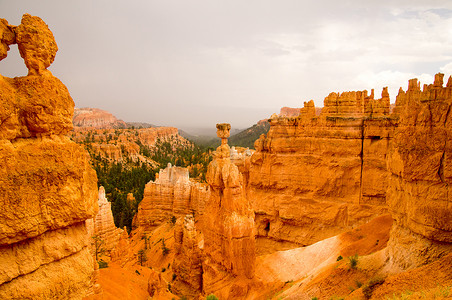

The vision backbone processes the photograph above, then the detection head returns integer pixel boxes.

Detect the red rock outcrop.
[73,107,127,129]
[0,14,98,299]
[386,74,452,270]
[279,106,301,117]
[93,187,123,254]
[250,89,392,254]
[172,215,203,298]
[134,163,209,232]
[71,126,184,167]
[202,125,256,298]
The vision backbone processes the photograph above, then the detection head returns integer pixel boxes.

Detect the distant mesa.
[73,107,127,129]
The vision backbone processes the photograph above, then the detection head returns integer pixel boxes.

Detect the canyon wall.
[387,74,452,270]
[73,107,127,129]
[0,15,98,299]
[134,163,210,232]
[250,92,392,253]
[71,126,182,166]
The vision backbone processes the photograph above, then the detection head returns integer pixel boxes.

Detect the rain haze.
[1,1,452,133]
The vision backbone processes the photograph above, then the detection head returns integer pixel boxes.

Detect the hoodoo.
[202,123,256,297]
[0,14,98,299]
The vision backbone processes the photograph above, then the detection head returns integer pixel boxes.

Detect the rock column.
[202,123,256,295]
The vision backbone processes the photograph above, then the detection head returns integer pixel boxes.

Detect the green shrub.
[206,294,219,300]
[162,238,170,256]
[336,255,343,261]
[348,254,359,269]
[362,276,385,299]
[98,259,108,269]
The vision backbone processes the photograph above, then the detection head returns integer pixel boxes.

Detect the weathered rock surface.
[15,14,58,76]
[134,163,209,232]
[73,107,126,129]
[172,215,203,298]
[71,126,183,167]
[387,74,452,270]
[0,18,15,61]
[93,187,123,254]
[202,125,256,298]
[0,14,98,299]
[250,90,392,253]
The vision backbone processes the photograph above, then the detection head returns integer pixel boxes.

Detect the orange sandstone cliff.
[250,91,393,254]
[73,107,127,129]
[386,74,452,270]
[134,163,210,232]
[0,14,98,299]
[93,187,124,254]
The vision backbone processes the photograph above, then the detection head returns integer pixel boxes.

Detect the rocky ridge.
[250,91,392,253]
[73,107,127,129]
[386,73,452,270]
[71,126,182,166]
[0,14,98,299]
[133,163,210,232]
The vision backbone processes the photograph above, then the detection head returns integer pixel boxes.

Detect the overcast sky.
[1,1,452,131]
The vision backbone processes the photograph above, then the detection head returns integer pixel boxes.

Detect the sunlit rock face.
[386,74,452,270]
[73,107,127,129]
[172,215,203,298]
[0,14,98,299]
[93,187,123,254]
[134,163,210,232]
[249,91,393,254]
[202,124,256,298]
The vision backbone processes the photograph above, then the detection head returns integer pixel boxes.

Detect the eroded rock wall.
[134,164,210,232]
[93,187,123,254]
[202,142,256,297]
[250,92,392,253]
[172,215,203,298]
[387,74,452,270]
[73,107,126,129]
[0,14,98,299]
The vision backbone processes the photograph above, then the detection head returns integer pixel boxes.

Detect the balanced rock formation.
[387,74,452,270]
[93,187,123,254]
[250,90,392,253]
[202,123,256,298]
[0,14,98,299]
[73,107,127,129]
[134,163,210,232]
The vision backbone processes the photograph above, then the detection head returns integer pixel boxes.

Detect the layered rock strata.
[202,124,256,296]
[0,14,98,299]
[73,107,126,129]
[71,126,183,167]
[93,187,123,254]
[387,74,452,269]
[134,163,210,232]
[172,215,203,298]
[250,91,393,253]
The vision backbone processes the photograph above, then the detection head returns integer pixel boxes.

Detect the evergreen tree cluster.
[74,129,212,232]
